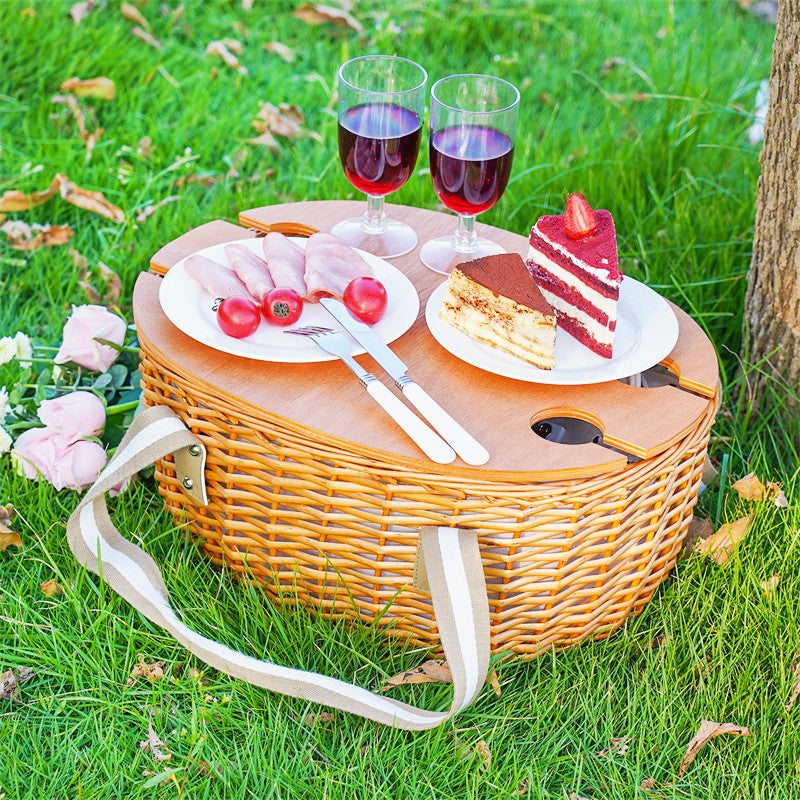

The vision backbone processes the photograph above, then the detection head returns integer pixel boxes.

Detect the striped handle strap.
[66,406,491,730]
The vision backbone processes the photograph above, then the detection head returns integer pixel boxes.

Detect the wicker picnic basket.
[134,210,719,659]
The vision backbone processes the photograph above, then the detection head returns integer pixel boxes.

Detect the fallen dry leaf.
[0,504,22,552]
[0,176,59,212]
[305,711,335,724]
[0,667,34,701]
[1,220,74,250]
[140,721,172,761]
[595,735,630,758]
[766,482,789,508]
[55,173,125,223]
[136,195,179,223]
[517,778,529,795]
[382,659,452,690]
[98,261,122,305]
[489,668,501,698]
[293,2,363,33]
[681,515,715,556]
[206,40,247,75]
[137,136,153,159]
[252,101,306,139]
[60,76,116,101]
[787,657,800,712]
[264,40,294,62]
[131,26,162,49]
[760,573,780,599]
[69,0,95,24]
[640,778,656,790]
[732,472,767,501]
[121,1,150,29]
[476,740,491,769]
[599,56,626,75]
[677,719,750,777]
[222,38,244,54]
[696,515,753,566]
[52,93,89,139]
[127,655,165,686]
[40,579,64,597]
[246,130,280,154]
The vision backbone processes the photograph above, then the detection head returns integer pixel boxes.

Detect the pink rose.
[54,305,127,372]
[49,439,107,491]
[37,391,106,445]
[11,427,64,483]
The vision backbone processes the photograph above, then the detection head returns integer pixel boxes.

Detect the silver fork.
[287,326,456,464]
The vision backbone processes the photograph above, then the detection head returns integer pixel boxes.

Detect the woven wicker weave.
[138,220,717,657]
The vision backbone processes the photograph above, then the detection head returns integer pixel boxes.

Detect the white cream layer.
[531,223,618,290]
[535,285,614,346]
[525,247,618,321]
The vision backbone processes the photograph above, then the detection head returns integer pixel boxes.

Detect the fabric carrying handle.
[67,406,491,730]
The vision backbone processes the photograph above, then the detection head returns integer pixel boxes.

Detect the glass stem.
[452,214,478,252]
[362,195,387,234]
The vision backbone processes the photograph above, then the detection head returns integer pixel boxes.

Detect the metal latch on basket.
[173,441,208,506]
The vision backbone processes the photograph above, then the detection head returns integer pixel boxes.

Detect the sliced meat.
[261,232,308,297]
[184,254,250,302]
[224,243,274,303]
[303,232,374,302]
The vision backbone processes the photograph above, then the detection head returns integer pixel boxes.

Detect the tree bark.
[743,0,800,408]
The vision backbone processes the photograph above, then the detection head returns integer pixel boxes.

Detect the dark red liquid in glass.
[429,125,514,215]
[338,103,421,196]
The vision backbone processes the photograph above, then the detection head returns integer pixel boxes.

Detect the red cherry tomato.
[342,277,388,324]
[217,296,261,338]
[262,287,304,326]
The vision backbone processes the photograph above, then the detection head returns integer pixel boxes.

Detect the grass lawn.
[2,1,798,798]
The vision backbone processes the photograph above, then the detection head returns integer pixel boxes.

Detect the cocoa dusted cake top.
[455,253,553,315]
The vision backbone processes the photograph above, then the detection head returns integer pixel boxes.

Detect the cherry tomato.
[217,296,261,339]
[342,277,388,324]
[262,287,303,326]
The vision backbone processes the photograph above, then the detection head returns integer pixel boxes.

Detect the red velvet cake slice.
[526,195,621,358]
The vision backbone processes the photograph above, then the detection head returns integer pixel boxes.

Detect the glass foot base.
[329,217,418,259]
[419,235,506,275]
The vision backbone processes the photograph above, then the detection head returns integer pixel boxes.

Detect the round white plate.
[425,276,679,385]
[159,237,419,362]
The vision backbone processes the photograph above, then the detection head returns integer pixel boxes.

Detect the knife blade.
[320,297,490,466]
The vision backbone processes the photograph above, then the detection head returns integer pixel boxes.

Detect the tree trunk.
[743,0,800,409]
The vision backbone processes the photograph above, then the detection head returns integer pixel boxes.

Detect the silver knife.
[320,297,490,466]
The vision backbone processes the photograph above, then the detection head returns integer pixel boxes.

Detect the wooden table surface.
[133,200,719,481]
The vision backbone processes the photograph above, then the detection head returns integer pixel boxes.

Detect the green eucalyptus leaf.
[93,373,113,389]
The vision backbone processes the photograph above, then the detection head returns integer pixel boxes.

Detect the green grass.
[2,1,798,798]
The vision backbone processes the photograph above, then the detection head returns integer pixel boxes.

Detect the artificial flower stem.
[105,399,140,416]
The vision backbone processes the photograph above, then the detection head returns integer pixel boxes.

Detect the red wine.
[338,103,421,196]
[430,125,514,215]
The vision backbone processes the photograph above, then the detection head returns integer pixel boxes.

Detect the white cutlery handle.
[366,381,456,464]
[402,382,490,466]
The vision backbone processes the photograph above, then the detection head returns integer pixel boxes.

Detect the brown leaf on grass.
[206,40,247,75]
[760,573,780,598]
[40,579,64,597]
[252,101,306,139]
[382,659,452,690]
[696,515,753,565]
[0,667,33,701]
[517,778,529,795]
[732,472,767,500]
[55,173,125,222]
[174,172,220,188]
[1,220,74,250]
[305,711,335,724]
[595,735,630,758]
[677,720,750,777]
[0,505,22,552]
[60,76,116,101]
[99,261,123,305]
[293,2,363,33]
[121,1,150,30]
[475,740,491,769]
[52,93,89,139]
[131,26,162,49]
[69,0,95,24]
[137,136,153,159]
[140,721,172,761]
[787,657,800,712]
[766,482,789,508]
[681,514,715,557]
[127,655,165,686]
[0,177,59,212]
[640,778,657,790]
[264,40,294,62]
[136,195,179,223]
[489,668,502,697]
[246,131,280,154]
[599,56,626,75]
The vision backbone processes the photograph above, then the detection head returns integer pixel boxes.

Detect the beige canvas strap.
[67,406,491,729]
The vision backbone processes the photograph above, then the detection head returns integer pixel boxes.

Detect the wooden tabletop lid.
[133,200,718,480]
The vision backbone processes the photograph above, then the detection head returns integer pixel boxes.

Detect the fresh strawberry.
[564,193,598,239]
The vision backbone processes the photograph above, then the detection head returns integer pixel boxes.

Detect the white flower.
[0,337,14,366]
[0,426,11,454]
[0,386,10,420]
[13,332,33,367]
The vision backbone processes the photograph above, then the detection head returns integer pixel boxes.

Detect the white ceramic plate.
[425,276,679,385]
[159,237,419,362]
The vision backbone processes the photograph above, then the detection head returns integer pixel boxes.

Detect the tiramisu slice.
[439,253,556,369]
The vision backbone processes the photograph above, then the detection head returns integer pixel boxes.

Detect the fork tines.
[286,326,335,336]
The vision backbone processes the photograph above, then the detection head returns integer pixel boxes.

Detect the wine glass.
[420,74,520,274]
[331,55,427,259]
